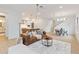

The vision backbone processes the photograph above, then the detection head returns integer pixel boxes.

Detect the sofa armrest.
[35,35,42,39]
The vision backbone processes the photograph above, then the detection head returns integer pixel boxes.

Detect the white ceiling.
[0,4,79,18]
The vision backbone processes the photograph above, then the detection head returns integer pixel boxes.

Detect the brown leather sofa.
[20,28,38,46]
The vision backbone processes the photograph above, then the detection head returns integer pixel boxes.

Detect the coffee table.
[42,38,53,47]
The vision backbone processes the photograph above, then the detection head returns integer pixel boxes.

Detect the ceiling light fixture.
[59,6,63,9]
[35,4,40,21]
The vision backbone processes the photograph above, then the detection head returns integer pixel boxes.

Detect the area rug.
[8,40,71,54]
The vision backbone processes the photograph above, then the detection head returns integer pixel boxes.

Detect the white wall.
[75,15,79,42]
[6,10,76,39]
[6,11,53,39]
[44,19,53,32]
[34,18,53,32]
[55,16,75,35]
[6,11,21,39]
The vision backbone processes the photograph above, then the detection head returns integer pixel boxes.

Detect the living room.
[0,4,79,54]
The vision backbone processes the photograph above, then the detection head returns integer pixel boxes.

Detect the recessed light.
[22,12,25,16]
[37,12,40,15]
[59,6,63,9]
